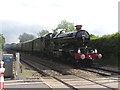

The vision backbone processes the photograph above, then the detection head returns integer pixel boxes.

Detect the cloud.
[0,20,45,43]
[0,0,118,43]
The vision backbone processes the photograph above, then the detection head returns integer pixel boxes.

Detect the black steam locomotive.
[8,25,102,63]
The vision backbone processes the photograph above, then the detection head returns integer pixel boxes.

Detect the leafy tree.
[37,30,49,37]
[90,34,96,38]
[90,34,99,39]
[18,33,35,42]
[52,28,58,34]
[0,34,5,50]
[54,20,75,33]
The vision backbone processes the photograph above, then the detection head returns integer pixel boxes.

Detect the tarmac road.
[5,80,52,90]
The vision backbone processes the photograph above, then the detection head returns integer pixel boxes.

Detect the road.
[5,80,52,89]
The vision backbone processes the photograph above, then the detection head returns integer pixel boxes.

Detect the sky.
[0,0,119,43]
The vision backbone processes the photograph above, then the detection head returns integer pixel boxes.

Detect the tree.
[90,34,96,38]
[90,34,99,39]
[0,34,5,50]
[37,30,49,37]
[18,33,35,42]
[52,28,58,34]
[54,20,75,33]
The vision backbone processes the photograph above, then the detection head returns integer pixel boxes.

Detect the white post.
[15,52,20,79]
[0,51,5,89]
[0,60,5,89]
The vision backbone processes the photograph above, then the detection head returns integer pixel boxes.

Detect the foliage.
[87,32,119,66]
[18,33,35,42]
[54,20,75,33]
[52,28,58,34]
[90,34,99,39]
[89,32,119,54]
[0,34,5,50]
[37,30,49,37]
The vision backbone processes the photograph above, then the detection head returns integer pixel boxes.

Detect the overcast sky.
[0,0,119,43]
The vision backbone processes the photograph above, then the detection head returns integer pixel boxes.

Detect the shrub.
[88,32,119,66]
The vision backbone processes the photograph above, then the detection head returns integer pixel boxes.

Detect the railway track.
[92,64,120,75]
[21,56,78,89]
[21,53,119,89]
[79,67,119,77]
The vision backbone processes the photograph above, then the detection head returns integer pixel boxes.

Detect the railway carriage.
[33,38,41,53]
[32,37,46,56]
[9,43,16,50]
[21,40,33,52]
[15,43,22,51]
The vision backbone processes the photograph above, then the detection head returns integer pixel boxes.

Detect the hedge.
[87,33,119,66]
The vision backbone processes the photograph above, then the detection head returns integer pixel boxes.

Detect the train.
[7,25,102,64]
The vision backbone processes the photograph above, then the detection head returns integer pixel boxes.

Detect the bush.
[0,34,5,50]
[88,33,119,66]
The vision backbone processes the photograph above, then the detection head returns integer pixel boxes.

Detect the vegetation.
[88,32,119,66]
[37,30,49,37]
[0,34,5,50]
[90,34,99,39]
[18,33,36,42]
[53,20,75,33]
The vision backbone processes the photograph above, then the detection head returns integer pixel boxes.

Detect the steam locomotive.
[8,25,102,64]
